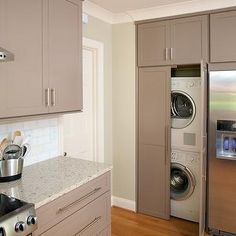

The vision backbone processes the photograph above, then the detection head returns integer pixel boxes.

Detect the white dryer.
[170,149,200,222]
[171,77,201,152]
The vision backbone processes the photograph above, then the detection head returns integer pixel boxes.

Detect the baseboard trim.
[111,196,136,212]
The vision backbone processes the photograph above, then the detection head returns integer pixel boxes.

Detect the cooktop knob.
[27,215,37,225]
[15,221,26,232]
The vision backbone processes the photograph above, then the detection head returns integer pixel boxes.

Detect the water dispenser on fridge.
[216,120,236,160]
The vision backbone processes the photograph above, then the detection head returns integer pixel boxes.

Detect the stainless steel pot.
[0,158,24,182]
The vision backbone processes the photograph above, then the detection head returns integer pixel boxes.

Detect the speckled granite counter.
[0,157,112,209]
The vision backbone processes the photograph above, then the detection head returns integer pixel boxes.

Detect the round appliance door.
[170,163,196,201]
[171,91,196,129]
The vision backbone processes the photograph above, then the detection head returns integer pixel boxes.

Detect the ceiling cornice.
[83,1,113,24]
[83,0,236,24]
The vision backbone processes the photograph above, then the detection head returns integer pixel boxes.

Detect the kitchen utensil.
[22,143,31,157]
[0,138,10,161]
[12,130,21,142]
[13,135,23,146]
[21,136,30,147]
[0,138,9,150]
[2,144,23,160]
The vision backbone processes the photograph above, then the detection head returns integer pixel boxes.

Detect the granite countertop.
[0,157,112,209]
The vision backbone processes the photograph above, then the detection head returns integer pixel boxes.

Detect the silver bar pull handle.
[51,88,56,106]
[75,216,102,235]
[165,48,168,61]
[45,88,50,107]
[170,48,173,60]
[165,125,169,165]
[57,187,101,214]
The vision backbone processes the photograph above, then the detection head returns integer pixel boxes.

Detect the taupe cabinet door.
[137,21,171,66]
[0,0,48,118]
[210,11,236,62]
[171,15,208,64]
[48,0,83,113]
[138,67,170,219]
[137,15,208,66]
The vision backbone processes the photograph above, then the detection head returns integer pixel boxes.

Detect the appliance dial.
[27,215,37,225]
[188,81,194,87]
[15,221,26,232]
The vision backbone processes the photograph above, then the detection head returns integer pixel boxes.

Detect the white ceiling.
[88,0,193,13]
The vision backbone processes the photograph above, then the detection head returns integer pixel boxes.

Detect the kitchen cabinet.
[137,21,171,66]
[137,15,208,66]
[210,10,236,62]
[33,172,111,236]
[0,0,48,118]
[138,67,171,219]
[170,15,208,64]
[0,0,82,119]
[47,0,83,113]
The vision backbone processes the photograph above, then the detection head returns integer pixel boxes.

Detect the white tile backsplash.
[0,118,60,166]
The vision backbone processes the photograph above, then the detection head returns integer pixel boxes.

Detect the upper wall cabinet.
[137,21,171,66]
[210,11,236,63]
[0,0,82,119]
[170,15,208,65]
[137,15,208,66]
[48,0,82,113]
[0,0,48,118]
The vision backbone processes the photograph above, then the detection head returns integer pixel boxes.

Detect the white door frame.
[83,37,104,163]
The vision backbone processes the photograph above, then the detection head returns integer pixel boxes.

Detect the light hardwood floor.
[111,207,200,236]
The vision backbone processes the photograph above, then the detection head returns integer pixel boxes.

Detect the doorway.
[60,38,104,163]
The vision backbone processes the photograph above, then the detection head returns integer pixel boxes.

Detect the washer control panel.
[171,150,200,166]
[171,78,201,90]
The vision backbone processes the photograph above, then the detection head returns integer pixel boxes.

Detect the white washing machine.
[171,77,201,152]
[170,149,200,222]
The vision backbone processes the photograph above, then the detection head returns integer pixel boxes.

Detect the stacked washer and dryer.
[170,76,202,222]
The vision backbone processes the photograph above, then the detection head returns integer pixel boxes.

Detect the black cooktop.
[0,194,26,218]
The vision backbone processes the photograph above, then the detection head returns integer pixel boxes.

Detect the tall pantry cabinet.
[138,67,171,219]
[0,0,82,118]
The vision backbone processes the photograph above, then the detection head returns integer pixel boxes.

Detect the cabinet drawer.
[36,172,110,235]
[40,192,111,236]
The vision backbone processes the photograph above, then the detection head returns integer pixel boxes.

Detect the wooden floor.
[111,207,199,236]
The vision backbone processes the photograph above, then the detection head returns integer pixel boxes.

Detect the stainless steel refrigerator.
[208,70,236,235]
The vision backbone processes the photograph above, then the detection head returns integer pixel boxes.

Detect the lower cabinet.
[33,172,111,236]
[41,192,110,236]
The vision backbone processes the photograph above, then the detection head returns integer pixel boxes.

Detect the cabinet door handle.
[170,48,173,60]
[165,125,169,165]
[51,88,56,106]
[75,216,102,236]
[45,88,50,107]
[57,187,102,214]
[165,48,168,61]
